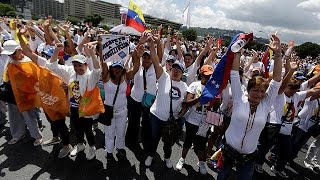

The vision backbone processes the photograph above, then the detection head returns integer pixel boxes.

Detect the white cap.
[71,55,87,64]
[1,40,21,55]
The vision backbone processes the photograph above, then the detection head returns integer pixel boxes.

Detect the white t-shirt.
[130,65,157,102]
[298,97,320,132]
[46,60,101,112]
[272,92,307,135]
[150,71,188,121]
[268,92,307,125]
[225,70,281,154]
[104,80,127,110]
[185,81,208,126]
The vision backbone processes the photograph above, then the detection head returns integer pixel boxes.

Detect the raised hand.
[55,42,64,50]
[267,34,281,56]
[139,31,148,44]
[42,18,51,28]
[17,27,27,36]
[59,21,72,32]
[136,44,145,57]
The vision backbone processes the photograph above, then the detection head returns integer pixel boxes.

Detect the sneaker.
[8,135,26,145]
[42,137,62,146]
[176,157,185,170]
[145,156,153,166]
[165,158,173,168]
[117,148,126,156]
[58,144,73,158]
[106,153,113,160]
[198,161,207,175]
[70,143,85,156]
[33,137,43,146]
[271,166,289,178]
[304,160,314,171]
[92,123,98,131]
[254,164,263,174]
[87,146,96,160]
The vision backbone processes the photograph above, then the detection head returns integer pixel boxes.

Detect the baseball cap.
[143,50,150,56]
[200,65,214,75]
[294,71,307,80]
[1,40,21,55]
[71,55,87,64]
[43,47,55,57]
[172,61,185,71]
[111,61,124,68]
[166,55,176,62]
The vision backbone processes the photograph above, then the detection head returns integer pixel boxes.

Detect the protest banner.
[101,34,130,62]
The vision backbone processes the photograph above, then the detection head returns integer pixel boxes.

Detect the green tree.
[295,42,320,59]
[32,14,40,20]
[84,14,104,27]
[100,24,110,31]
[67,16,81,25]
[182,28,197,41]
[0,3,16,17]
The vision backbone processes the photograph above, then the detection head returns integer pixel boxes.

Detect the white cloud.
[104,0,320,43]
[297,0,320,12]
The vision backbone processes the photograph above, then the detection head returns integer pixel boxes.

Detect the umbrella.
[109,24,141,36]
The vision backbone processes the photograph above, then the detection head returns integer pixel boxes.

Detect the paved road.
[0,111,319,180]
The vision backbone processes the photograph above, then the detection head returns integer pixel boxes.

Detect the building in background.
[32,0,64,20]
[8,0,181,29]
[9,0,32,19]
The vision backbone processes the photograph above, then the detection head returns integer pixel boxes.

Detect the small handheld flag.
[126,0,146,33]
[200,33,253,104]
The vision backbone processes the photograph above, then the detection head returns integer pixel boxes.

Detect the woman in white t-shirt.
[101,45,140,160]
[217,35,282,180]
[175,65,214,175]
[144,34,188,168]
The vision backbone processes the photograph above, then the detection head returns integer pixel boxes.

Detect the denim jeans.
[146,113,175,159]
[217,161,255,180]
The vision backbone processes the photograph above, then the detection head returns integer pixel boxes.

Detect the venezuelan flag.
[126,0,146,33]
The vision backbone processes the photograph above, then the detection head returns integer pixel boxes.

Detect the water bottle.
[231,39,247,53]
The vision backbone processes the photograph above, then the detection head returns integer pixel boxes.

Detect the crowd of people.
[0,16,320,180]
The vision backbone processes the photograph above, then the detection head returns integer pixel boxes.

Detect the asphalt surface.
[0,111,319,180]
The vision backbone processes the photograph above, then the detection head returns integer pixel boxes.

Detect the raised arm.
[268,35,282,82]
[148,33,163,79]
[58,21,77,56]
[88,44,100,70]
[278,60,299,94]
[43,19,54,46]
[231,52,241,71]
[17,28,38,62]
[50,43,63,63]
[126,44,142,80]
[98,40,109,83]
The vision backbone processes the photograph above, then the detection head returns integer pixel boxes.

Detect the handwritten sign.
[101,35,129,62]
